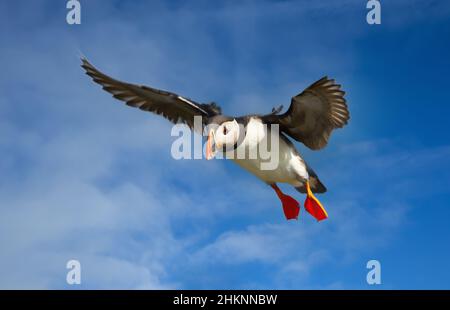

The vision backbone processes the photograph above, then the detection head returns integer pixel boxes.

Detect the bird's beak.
[206,129,216,160]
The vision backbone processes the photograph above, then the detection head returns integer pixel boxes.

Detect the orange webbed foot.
[304,181,328,222]
[271,184,300,220]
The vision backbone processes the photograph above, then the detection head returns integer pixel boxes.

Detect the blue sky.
[1,0,450,289]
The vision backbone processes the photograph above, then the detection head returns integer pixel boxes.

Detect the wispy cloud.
[1,0,450,289]
[180,138,450,288]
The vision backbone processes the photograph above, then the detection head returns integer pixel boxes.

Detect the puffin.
[81,58,349,221]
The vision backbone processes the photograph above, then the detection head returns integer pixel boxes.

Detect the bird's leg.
[304,181,328,221]
[270,184,300,220]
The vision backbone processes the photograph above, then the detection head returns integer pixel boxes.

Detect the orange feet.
[271,184,300,220]
[304,182,328,221]
[271,182,328,222]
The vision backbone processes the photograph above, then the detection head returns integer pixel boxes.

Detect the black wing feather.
[262,76,349,150]
[81,58,221,129]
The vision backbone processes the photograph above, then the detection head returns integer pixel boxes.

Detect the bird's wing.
[262,77,349,150]
[81,58,221,130]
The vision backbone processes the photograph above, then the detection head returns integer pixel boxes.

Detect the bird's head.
[206,119,241,160]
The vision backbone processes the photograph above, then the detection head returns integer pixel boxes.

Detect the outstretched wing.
[263,77,349,150]
[81,58,221,129]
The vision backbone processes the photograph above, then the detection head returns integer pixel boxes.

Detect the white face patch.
[214,120,240,149]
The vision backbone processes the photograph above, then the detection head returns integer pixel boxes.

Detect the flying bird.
[81,58,349,221]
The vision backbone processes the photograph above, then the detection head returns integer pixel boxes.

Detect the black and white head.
[206,118,242,160]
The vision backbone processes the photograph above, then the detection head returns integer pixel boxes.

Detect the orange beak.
[206,129,216,160]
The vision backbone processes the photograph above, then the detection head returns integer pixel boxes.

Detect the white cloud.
[183,138,450,288]
[1,0,449,289]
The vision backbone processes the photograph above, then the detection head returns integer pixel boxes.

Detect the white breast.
[226,118,309,186]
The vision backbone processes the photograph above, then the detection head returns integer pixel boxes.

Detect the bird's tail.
[295,175,326,194]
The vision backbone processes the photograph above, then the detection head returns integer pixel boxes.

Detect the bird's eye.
[223,126,228,135]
